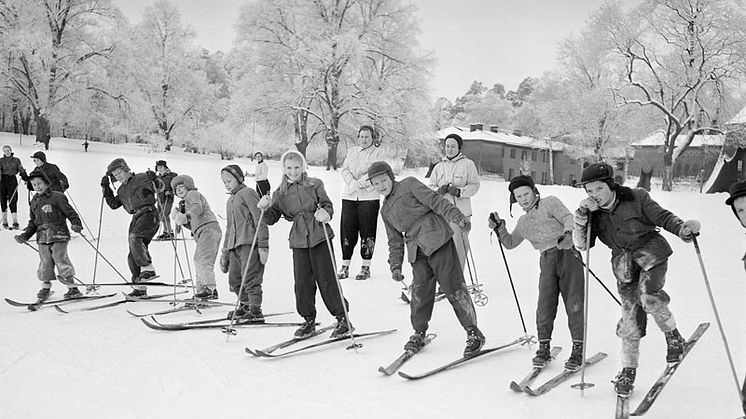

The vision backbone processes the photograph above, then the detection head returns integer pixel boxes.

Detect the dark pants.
[255,180,270,197]
[340,199,379,261]
[292,242,347,320]
[228,243,265,306]
[0,175,19,213]
[410,240,477,333]
[126,208,159,279]
[537,248,585,341]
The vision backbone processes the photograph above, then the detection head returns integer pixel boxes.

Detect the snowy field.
[1,133,743,419]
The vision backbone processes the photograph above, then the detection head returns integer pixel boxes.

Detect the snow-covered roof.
[632,130,724,148]
[436,126,567,152]
[726,106,746,126]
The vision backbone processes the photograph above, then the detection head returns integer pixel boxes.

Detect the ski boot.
[404,331,427,353]
[36,286,52,301]
[337,265,349,280]
[294,317,316,338]
[613,367,636,396]
[248,305,265,323]
[464,326,486,357]
[565,341,584,371]
[11,222,19,230]
[355,266,370,280]
[330,317,353,338]
[1,222,8,230]
[127,288,147,298]
[532,340,552,367]
[665,329,685,363]
[227,303,250,320]
[63,287,83,299]
[194,288,218,300]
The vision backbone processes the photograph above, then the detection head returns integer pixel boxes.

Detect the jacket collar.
[441,153,464,163]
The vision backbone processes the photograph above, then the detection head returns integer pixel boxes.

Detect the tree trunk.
[662,165,674,191]
[21,109,32,136]
[293,110,309,157]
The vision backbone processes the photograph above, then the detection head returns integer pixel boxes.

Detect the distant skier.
[28,151,68,193]
[82,140,89,152]
[572,162,700,396]
[0,145,28,229]
[488,174,585,370]
[367,160,485,357]
[154,160,177,240]
[14,169,84,302]
[101,158,161,297]
[219,165,268,320]
[246,151,270,197]
[258,150,351,338]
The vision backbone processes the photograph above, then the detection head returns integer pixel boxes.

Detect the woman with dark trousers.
[0,145,28,229]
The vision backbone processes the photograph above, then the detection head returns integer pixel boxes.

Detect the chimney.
[469,123,483,132]
[489,125,499,133]
[512,129,522,137]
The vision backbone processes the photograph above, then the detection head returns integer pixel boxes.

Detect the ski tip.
[509,382,524,392]
[523,387,540,397]
[377,366,389,375]
[53,305,69,314]
[397,371,415,380]
[253,350,273,358]
[245,347,257,356]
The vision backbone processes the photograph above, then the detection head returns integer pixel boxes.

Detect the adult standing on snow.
[572,162,701,396]
[487,175,585,370]
[337,125,384,281]
[428,133,479,272]
[154,160,177,240]
[246,151,271,197]
[0,145,28,229]
[101,158,162,297]
[367,161,485,358]
[28,151,68,193]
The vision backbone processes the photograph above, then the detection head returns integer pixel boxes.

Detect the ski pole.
[569,249,621,306]
[89,196,106,294]
[572,222,594,393]
[65,191,96,240]
[21,241,85,286]
[493,231,530,342]
[223,207,265,340]
[321,218,361,351]
[692,235,743,408]
[179,228,194,284]
[78,233,130,284]
[8,183,20,209]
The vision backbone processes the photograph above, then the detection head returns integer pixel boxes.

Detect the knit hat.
[106,158,130,175]
[367,161,395,181]
[155,160,168,169]
[30,151,46,162]
[221,164,244,183]
[171,174,196,191]
[281,150,308,173]
[445,133,464,150]
[579,162,614,186]
[27,168,50,185]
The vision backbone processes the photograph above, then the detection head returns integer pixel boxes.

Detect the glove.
[219,250,229,274]
[357,178,371,190]
[488,212,504,230]
[14,234,26,244]
[391,269,405,282]
[314,207,331,223]
[557,231,573,250]
[146,169,157,181]
[174,213,188,226]
[577,197,599,215]
[257,195,271,210]
[100,175,110,187]
[71,224,83,233]
[457,218,471,232]
[437,184,449,195]
[165,191,173,200]
[678,219,701,242]
[258,247,269,265]
[447,185,461,197]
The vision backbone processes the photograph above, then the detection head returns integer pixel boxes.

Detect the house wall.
[630,146,720,179]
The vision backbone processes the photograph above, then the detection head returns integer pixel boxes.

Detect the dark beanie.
[579,162,614,185]
[106,158,130,175]
[445,133,463,150]
[27,168,51,185]
[221,164,244,183]
[367,161,394,181]
[725,180,746,206]
[155,160,168,169]
[31,151,47,162]
[508,175,536,204]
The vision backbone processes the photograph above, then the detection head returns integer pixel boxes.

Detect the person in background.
[0,145,28,229]
[28,151,68,193]
[246,151,270,197]
[155,160,177,240]
[338,125,384,280]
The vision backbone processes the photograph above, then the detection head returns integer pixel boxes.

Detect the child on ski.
[28,151,68,193]
[488,174,585,370]
[246,152,270,197]
[220,165,268,320]
[101,158,161,297]
[1,145,28,229]
[155,160,177,240]
[14,169,84,301]
[367,160,485,357]
[257,150,351,338]
[572,162,700,396]
[171,174,221,300]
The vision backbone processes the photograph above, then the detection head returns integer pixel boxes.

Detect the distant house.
[629,130,724,179]
[436,124,583,185]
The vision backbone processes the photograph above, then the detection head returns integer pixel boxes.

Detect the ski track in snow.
[0,135,744,418]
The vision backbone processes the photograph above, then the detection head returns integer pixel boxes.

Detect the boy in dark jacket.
[28,151,68,193]
[155,160,177,240]
[14,169,83,301]
[101,158,161,297]
[258,150,350,338]
[367,161,485,357]
[572,163,700,396]
[1,145,29,229]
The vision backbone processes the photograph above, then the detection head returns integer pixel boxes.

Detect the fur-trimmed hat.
[155,160,168,169]
[171,174,196,191]
[725,180,746,206]
[30,151,46,162]
[27,168,51,185]
[106,158,130,175]
[445,133,464,150]
[221,164,244,183]
[367,161,395,181]
[281,150,308,173]
[579,162,614,186]
[508,175,537,204]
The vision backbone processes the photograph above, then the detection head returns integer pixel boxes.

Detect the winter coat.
[103,172,157,214]
[19,189,81,243]
[574,186,684,271]
[427,153,480,216]
[28,162,68,192]
[341,145,384,201]
[264,176,334,249]
[223,183,268,250]
[157,170,177,203]
[0,154,28,180]
[254,162,268,181]
[380,176,468,271]
[175,190,218,233]
[497,195,574,253]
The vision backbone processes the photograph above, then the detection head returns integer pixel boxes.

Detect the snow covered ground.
[1,133,743,419]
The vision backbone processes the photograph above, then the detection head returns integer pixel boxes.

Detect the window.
[531,151,537,161]
[508,168,514,180]
[542,152,547,163]
[510,149,516,159]
[502,147,505,158]
[521,150,527,160]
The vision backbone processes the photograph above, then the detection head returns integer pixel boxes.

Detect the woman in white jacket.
[338,125,384,280]
[428,133,480,271]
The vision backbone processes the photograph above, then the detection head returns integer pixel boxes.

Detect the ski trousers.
[292,241,347,320]
[339,199,379,262]
[37,241,75,284]
[193,222,221,291]
[228,242,265,306]
[536,247,585,341]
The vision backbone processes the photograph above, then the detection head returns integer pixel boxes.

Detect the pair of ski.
[5,292,117,311]
[54,290,189,313]
[140,311,297,331]
[58,276,192,289]
[246,326,398,358]
[512,350,608,396]
[615,322,710,418]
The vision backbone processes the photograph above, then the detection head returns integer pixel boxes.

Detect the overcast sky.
[114,0,608,101]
